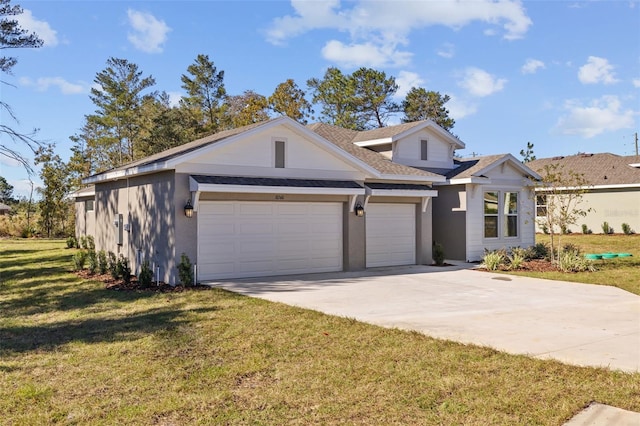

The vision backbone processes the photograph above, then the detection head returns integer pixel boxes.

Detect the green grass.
[506,234,640,295]
[1,239,639,424]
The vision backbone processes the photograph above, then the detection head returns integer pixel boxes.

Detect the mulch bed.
[75,270,211,292]
[477,259,560,273]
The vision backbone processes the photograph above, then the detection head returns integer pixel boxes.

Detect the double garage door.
[197,201,417,280]
[198,201,343,280]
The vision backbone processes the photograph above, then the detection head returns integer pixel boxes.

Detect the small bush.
[510,246,528,259]
[86,235,95,251]
[87,251,97,274]
[481,250,504,271]
[71,251,87,271]
[433,243,445,266]
[621,223,634,235]
[138,261,153,288]
[558,250,596,273]
[529,243,549,260]
[66,236,77,249]
[508,252,525,270]
[561,243,581,256]
[178,253,194,286]
[79,236,88,250]
[116,255,132,284]
[107,251,118,279]
[97,250,108,274]
[581,224,592,235]
[601,221,612,234]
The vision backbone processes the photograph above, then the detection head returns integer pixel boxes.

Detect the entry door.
[366,203,416,267]
[198,201,343,280]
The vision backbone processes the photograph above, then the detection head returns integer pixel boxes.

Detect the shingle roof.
[527,153,640,186]
[191,175,363,189]
[351,121,428,142]
[307,123,443,178]
[445,154,510,179]
[0,203,10,211]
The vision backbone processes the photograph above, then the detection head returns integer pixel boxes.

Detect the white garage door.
[366,203,416,267]
[198,201,343,280]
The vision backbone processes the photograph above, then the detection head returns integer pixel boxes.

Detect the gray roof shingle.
[527,153,640,186]
[191,175,363,189]
[445,154,510,179]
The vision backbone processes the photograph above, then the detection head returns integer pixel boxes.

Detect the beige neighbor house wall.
[432,185,467,260]
[536,187,640,234]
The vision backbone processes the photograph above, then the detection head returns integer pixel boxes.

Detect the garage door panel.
[198,201,342,280]
[366,203,416,268]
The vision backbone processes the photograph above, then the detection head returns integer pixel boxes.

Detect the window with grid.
[483,191,499,238]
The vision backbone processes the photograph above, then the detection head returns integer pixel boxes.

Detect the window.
[536,195,547,217]
[420,140,428,160]
[483,191,519,239]
[85,199,94,212]
[503,192,518,237]
[275,140,285,168]
[484,192,498,238]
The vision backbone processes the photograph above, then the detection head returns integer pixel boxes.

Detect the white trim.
[349,194,358,212]
[365,188,438,198]
[421,196,431,212]
[191,182,364,196]
[354,138,392,147]
[363,195,371,209]
[535,183,640,191]
[445,177,492,185]
[379,173,445,183]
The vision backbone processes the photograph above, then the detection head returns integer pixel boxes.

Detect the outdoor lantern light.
[354,203,365,217]
[184,200,194,218]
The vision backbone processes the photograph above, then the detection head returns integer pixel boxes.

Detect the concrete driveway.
[206,264,640,373]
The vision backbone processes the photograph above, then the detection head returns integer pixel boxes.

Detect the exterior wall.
[393,128,455,170]
[179,125,364,181]
[344,196,366,271]
[432,185,467,260]
[535,187,640,234]
[368,143,392,159]
[466,183,535,261]
[95,171,178,284]
[74,196,95,238]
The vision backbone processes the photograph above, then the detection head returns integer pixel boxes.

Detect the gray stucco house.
[75,117,539,284]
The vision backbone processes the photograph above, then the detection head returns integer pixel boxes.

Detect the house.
[0,203,10,215]
[76,117,539,283]
[527,153,640,234]
[431,155,540,261]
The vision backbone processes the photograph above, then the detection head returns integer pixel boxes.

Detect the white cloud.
[458,67,507,97]
[321,40,412,68]
[127,9,171,53]
[267,0,531,68]
[446,95,478,120]
[632,79,640,88]
[555,95,636,138]
[578,56,618,85]
[521,58,545,74]
[19,76,88,94]
[394,71,424,99]
[436,43,455,59]
[15,9,58,47]
[0,155,24,168]
[166,91,183,107]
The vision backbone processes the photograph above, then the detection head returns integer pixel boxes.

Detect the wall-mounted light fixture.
[354,203,365,217]
[184,200,194,218]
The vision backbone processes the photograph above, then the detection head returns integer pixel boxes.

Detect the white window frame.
[420,139,428,161]
[483,190,520,239]
[273,138,286,168]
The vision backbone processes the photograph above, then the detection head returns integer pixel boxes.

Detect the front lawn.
[506,234,640,295]
[1,239,638,424]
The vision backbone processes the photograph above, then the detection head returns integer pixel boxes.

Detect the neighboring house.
[527,153,640,234]
[432,155,541,261]
[0,203,10,215]
[76,117,538,283]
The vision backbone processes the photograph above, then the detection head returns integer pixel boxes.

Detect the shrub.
[510,246,528,259]
[561,243,581,256]
[601,221,612,234]
[481,250,504,271]
[86,235,95,251]
[87,251,97,274]
[138,260,153,288]
[66,236,77,249]
[79,236,88,249]
[508,251,525,270]
[178,253,194,286]
[107,251,118,279]
[541,224,549,235]
[621,223,634,235]
[529,242,550,260]
[97,250,108,274]
[433,243,445,266]
[71,251,87,271]
[581,224,592,235]
[116,255,131,284]
[558,250,596,273]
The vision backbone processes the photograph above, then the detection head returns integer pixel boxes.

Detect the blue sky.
[2,0,639,197]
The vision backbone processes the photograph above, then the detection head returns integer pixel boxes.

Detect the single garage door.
[366,203,416,267]
[198,201,343,280]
